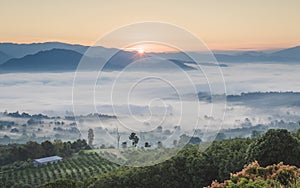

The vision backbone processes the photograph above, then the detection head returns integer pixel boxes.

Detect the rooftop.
[34,156,62,163]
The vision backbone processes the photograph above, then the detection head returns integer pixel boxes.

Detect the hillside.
[0,49,84,72]
[0,42,89,58]
[0,51,11,65]
[0,128,299,187]
[272,46,300,59]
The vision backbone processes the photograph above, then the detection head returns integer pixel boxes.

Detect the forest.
[0,127,299,187]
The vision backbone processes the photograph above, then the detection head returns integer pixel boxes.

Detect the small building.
[33,156,62,167]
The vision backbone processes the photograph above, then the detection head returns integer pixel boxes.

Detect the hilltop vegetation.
[83,129,299,188]
[0,128,299,187]
[0,139,89,165]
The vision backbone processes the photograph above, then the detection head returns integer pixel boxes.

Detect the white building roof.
[34,156,62,163]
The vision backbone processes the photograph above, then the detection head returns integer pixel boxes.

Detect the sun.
[137,48,145,54]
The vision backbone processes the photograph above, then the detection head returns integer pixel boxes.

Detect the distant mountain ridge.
[198,91,300,107]
[0,49,84,72]
[0,48,197,73]
[0,42,299,73]
[215,46,300,62]
[271,46,300,59]
[0,51,11,64]
[0,42,89,59]
[0,48,134,72]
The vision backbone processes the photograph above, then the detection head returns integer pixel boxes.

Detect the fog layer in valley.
[0,62,299,133]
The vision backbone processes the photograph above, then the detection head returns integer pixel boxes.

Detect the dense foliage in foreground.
[80,129,299,188]
[209,161,300,188]
[0,128,299,188]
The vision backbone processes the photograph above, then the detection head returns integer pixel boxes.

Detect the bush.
[209,161,300,188]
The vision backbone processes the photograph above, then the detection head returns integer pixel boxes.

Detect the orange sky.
[0,0,300,51]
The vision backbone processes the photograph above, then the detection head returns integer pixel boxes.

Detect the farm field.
[0,152,119,187]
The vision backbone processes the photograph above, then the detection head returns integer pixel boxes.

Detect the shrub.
[209,161,300,188]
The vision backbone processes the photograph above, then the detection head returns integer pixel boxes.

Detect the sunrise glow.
[137,48,145,54]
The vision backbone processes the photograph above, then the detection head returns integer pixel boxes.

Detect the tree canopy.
[246,129,300,167]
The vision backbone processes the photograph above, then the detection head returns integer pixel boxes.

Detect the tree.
[63,142,73,157]
[88,128,94,146]
[25,141,45,159]
[205,138,253,182]
[246,129,300,167]
[145,142,151,147]
[116,128,121,149]
[178,134,190,146]
[297,121,300,139]
[215,132,226,141]
[157,141,163,148]
[156,126,163,133]
[121,142,127,148]
[41,140,55,156]
[173,140,178,147]
[71,139,88,152]
[251,130,261,138]
[53,139,64,156]
[189,137,201,145]
[129,132,139,147]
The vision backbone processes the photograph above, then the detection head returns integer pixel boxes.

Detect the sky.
[0,0,300,51]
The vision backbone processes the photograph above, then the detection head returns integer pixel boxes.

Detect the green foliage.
[204,138,253,181]
[88,145,213,188]
[114,147,178,166]
[0,153,118,187]
[1,128,300,188]
[87,141,254,188]
[0,139,89,165]
[88,129,94,146]
[215,132,226,141]
[251,130,261,139]
[209,161,300,188]
[87,130,299,188]
[246,129,300,167]
[43,179,82,188]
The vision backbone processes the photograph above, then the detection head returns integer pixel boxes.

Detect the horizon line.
[0,40,298,52]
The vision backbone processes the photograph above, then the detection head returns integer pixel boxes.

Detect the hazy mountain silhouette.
[0,51,11,64]
[0,49,84,72]
[0,48,196,73]
[0,42,299,73]
[0,42,90,58]
[271,46,300,60]
[0,42,122,60]
[215,46,300,63]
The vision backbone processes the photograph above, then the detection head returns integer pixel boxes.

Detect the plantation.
[0,152,119,187]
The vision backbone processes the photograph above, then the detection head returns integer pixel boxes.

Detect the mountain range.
[0,42,299,73]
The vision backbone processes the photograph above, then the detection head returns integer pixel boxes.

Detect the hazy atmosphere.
[0,1,299,188]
